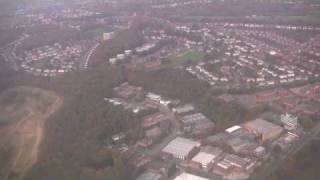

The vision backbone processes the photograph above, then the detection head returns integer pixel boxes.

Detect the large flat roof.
[174,172,209,180]
[244,118,283,135]
[192,152,216,165]
[162,137,200,157]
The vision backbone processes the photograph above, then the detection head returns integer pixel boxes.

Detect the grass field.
[170,50,204,65]
[29,57,52,69]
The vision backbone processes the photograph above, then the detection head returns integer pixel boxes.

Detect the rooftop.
[225,125,242,133]
[192,152,216,165]
[162,137,200,157]
[244,118,283,135]
[174,172,209,180]
[173,104,195,114]
[136,171,162,180]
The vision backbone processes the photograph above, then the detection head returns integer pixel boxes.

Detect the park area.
[169,50,204,65]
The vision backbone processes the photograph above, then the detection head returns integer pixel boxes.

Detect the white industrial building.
[181,113,208,124]
[191,152,216,169]
[103,32,114,41]
[162,137,200,160]
[173,104,195,115]
[281,113,298,130]
[225,125,242,134]
[174,172,209,180]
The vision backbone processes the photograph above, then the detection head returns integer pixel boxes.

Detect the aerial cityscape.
[0,0,320,180]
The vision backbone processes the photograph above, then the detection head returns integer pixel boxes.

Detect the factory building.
[243,119,283,141]
[135,171,163,180]
[281,113,298,130]
[191,152,216,170]
[191,146,224,170]
[162,137,200,160]
[173,104,195,116]
[181,113,215,137]
[174,172,209,180]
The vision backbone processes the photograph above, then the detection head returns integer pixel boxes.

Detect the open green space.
[29,57,53,69]
[169,50,204,65]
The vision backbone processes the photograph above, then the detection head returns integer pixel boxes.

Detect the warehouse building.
[225,125,242,134]
[243,119,283,141]
[226,137,251,153]
[173,104,195,115]
[181,113,214,137]
[135,171,163,180]
[142,112,169,129]
[181,113,208,125]
[162,137,200,160]
[191,151,216,170]
[280,113,298,130]
[174,172,209,180]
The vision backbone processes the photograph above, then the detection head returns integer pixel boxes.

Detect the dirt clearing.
[0,86,63,180]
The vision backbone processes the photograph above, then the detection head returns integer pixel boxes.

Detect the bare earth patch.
[0,86,63,180]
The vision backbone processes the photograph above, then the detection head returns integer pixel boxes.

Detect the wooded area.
[269,139,320,180]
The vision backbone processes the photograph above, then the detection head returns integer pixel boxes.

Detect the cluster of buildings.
[173,104,215,138]
[184,23,320,90]
[106,82,182,149]
[19,40,95,76]
[138,112,172,148]
[219,23,320,32]
[157,114,302,180]
[106,83,307,180]
[26,8,98,26]
[55,8,97,19]
[151,0,213,9]
[108,42,160,65]
[218,84,320,117]
[105,82,157,114]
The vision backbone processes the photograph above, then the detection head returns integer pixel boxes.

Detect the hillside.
[0,86,62,180]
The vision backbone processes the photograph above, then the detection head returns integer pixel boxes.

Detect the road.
[250,121,320,180]
[0,34,28,71]
[79,42,99,70]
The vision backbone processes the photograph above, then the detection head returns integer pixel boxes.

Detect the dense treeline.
[126,67,209,102]
[19,65,139,180]
[268,139,320,180]
[0,57,20,93]
[18,26,80,52]
[14,64,212,180]
[196,94,273,131]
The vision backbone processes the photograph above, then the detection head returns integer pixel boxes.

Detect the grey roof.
[162,137,200,157]
[136,172,162,180]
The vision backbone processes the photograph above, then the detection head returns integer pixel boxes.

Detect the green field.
[170,50,204,65]
[29,57,52,69]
